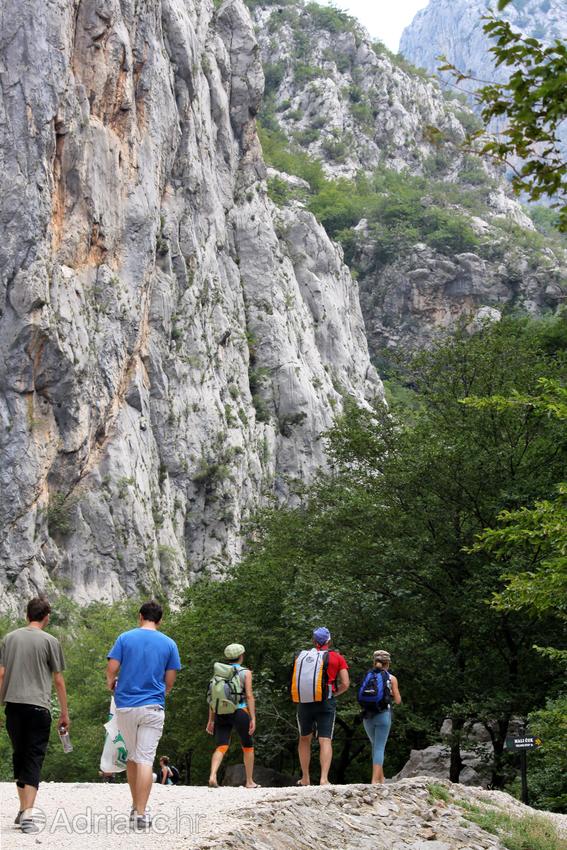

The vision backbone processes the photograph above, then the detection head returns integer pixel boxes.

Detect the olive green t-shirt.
[0,626,65,711]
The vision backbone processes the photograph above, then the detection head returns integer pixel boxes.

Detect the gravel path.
[0,781,292,849]
[2,779,566,850]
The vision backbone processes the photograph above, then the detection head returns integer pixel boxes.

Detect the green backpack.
[207,662,245,715]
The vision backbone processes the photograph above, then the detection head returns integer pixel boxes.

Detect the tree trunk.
[184,749,193,785]
[489,716,511,789]
[449,717,464,783]
[333,716,365,784]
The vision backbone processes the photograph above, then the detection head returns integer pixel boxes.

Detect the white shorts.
[115,705,165,765]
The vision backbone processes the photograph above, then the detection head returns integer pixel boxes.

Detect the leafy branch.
[439,7,567,230]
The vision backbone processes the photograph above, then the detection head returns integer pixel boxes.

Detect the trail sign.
[505,736,542,751]
[505,733,542,805]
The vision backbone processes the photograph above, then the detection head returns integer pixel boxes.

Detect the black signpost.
[504,735,543,804]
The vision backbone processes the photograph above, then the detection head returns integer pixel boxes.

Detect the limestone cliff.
[0,0,381,611]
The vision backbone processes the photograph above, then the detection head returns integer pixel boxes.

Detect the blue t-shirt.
[107,628,182,708]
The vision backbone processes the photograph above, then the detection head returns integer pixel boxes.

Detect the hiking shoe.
[20,819,40,834]
[14,810,23,825]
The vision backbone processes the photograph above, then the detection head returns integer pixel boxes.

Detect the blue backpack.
[357,669,392,712]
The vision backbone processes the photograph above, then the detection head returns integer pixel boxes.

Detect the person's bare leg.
[209,747,227,786]
[319,737,332,785]
[20,785,38,815]
[298,734,312,785]
[371,764,385,784]
[135,763,154,815]
[126,760,138,810]
[16,785,25,812]
[243,749,258,788]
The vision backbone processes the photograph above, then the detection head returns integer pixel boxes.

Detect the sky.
[319,0,430,52]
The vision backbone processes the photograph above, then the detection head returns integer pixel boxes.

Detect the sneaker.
[20,819,40,834]
[14,810,23,825]
[135,811,152,830]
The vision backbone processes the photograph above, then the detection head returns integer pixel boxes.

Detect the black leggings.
[5,703,52,789]
[214,709,253,751]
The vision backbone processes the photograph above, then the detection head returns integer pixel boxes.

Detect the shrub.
[286,108,304,122]
[294,128,320,147]
[321,136,348,163]
[304,2,356,34]
[528,205,563,237]
[308,180,366,235]
[459,155,489,186]
[264,63,285,96]
[47,493,73,537]
[347,84,364,103]
[295,64,323,84]
[351,102,374,128]
[258,125,326,192]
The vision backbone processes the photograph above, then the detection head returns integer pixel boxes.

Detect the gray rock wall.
[0,0,381,611]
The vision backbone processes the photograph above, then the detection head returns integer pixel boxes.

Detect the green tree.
[168,317,567,789]
[465,379,567,658]
[526,694,567,812]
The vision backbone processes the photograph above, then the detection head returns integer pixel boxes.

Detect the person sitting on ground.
[158,755,176,785]
[359,649,401,784]
[292,627,349,786]
[206,643,258,789]
[0,597,69,834]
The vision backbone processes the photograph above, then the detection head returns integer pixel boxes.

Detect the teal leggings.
[363,709,392,766]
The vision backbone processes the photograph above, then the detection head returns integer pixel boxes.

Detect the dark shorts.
[214,708,253,750]
[296,697,336,739]
[5,702,52,789]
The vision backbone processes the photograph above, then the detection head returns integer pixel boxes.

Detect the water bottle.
[58,725,73,753]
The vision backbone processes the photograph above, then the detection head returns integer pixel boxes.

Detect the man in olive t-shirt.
[0,597,69,834]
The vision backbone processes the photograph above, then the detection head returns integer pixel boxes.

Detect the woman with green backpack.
[205,643,259,788]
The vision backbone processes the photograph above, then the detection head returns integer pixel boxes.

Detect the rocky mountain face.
[250,1,566,356]
[251,0,494,181]
[399,0,567,170]
[0,0,381,611]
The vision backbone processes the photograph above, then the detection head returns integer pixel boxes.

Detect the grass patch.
[460,804,566,850]
[427,782,452,803]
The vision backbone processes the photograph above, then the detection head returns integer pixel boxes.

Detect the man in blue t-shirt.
[106,600,181,830]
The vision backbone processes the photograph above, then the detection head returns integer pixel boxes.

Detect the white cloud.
[319,0,430,52]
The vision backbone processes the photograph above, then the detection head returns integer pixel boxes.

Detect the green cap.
[224,643,245,660]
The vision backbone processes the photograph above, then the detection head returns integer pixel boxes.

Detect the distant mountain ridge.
[399,0,567,177]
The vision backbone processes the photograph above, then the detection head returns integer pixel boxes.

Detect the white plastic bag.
[100,696,128,773]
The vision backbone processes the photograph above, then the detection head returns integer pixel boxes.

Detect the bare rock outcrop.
[0,0,381,611]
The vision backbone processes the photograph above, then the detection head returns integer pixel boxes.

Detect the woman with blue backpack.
[357,649,402,784]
